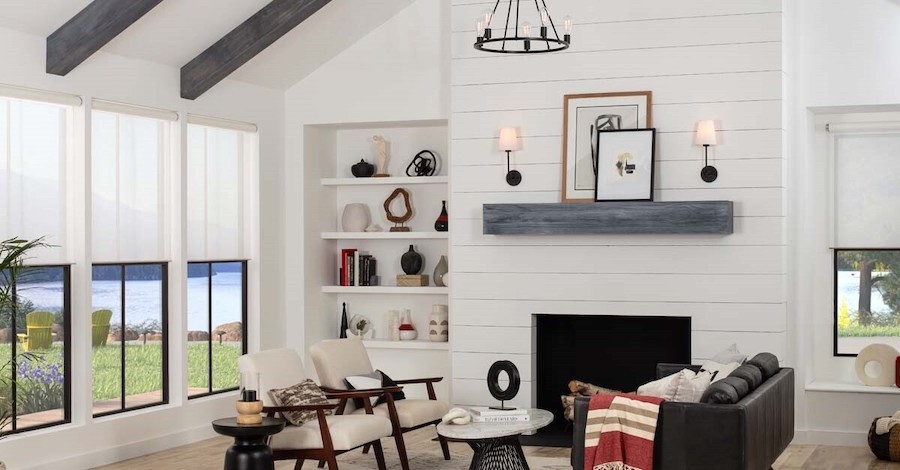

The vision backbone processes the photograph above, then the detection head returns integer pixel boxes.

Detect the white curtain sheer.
[833,132,900,247]
[186,124,246,261]
[0,97,70,263]
[91,110,167,262]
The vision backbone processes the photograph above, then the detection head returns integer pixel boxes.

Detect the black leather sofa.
[571,363,794,470]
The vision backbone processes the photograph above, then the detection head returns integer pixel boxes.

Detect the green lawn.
[838,324,900,337]
[0,342,241,403]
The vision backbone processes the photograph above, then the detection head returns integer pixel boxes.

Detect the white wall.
[283,0,449,375]
[448,0,787,408]
[0,26,286,469]
[790,0,900,446]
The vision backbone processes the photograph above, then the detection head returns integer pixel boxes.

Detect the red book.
[340,249,357,286]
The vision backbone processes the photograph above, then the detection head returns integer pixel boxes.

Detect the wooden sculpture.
[384,188,413,232]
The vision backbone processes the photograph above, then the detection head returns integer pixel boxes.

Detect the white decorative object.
[341,203,370,232]
[364,223,383,232]
[349,314,373,339]
[373,135,390,177]
[429,304,449,342]
[399,309,417,341]
[855,343,899,386]
[388,310,401,341]
[441,408,472,425]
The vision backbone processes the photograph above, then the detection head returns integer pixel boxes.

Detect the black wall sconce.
[499,127,522,186]
[696,120,718,183]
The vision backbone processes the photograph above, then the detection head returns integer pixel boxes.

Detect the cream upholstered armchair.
[310,337,452,470]
[238,348,394,470]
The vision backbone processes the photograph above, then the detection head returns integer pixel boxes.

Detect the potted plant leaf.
[0,237,48,467]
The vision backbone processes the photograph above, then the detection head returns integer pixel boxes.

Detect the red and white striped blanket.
[583,394,664,470]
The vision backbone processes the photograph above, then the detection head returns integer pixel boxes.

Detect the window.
[831,124,900,355]
[0,94,74,434]
[91,106,171,415]
[1,265,70,434]
[185,122,251,398]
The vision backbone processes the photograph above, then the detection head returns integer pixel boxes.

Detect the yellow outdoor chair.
[16,311,54,352]
[92,309,113,347]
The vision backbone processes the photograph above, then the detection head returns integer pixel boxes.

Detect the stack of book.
[468,407,530,423]
[339,249,377,286]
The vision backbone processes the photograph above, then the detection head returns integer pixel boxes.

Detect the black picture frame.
[593,128,656,202]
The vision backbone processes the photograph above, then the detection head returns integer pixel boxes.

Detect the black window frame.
[91,262,169,418]
[3,264,72,435]
[187,260,248,400]
[833,248,900,357]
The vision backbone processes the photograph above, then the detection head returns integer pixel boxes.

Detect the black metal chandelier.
[474,0,571,54]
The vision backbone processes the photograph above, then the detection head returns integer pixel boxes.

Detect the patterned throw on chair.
[583,394,664,470]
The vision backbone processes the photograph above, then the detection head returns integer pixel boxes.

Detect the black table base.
[465,435,529,470]
[224,436,275,470]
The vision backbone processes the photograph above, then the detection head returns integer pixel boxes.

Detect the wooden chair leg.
[294,460,305,470]
[362,444,370,454]
[393,432,410,470]
[325,455,339,469]
[438,434,451,460]
[317,461,325,468]
[371,440,387,470]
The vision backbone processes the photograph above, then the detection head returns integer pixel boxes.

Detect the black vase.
[400,245,424,275]
[434,200,448,232]
[351,159,376,177]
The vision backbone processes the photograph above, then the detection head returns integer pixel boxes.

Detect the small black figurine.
[351,159,376,177]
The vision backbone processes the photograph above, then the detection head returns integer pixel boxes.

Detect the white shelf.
[322,231,448,240]
[322,176,448,186]
[322,286,449,295]
[362,339,449,351]
[806,380,900,395]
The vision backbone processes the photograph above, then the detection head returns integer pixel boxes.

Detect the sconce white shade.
[695,120,718,146]
[499,127,520,151]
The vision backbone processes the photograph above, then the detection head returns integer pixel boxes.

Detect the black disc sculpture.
[487,360,521,410]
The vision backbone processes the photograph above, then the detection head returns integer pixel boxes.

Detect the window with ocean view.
[186,122,251,398]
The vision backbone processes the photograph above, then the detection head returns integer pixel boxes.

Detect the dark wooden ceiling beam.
[180,0,332,100]
[47,0,165,76]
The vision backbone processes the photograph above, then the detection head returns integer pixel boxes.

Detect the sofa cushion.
[270,414,392,451]
[700,376,750,404]
[747,352,779,380]
[729,364,763,390]
[699,360,741,382]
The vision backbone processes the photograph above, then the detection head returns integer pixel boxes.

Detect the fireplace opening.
[524,314,691,447]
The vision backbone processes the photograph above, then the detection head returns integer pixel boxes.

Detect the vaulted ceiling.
[0,0,416,90]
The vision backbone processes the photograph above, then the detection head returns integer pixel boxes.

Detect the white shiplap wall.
[448,0,785,407]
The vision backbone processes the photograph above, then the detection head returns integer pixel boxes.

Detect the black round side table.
[212,417,285,470]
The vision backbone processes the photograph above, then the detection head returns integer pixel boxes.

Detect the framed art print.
[562,91,652,202]
[594,128,656,202]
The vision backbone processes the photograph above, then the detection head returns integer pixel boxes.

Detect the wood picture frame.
[561,91,652,203]
[593,128,656,202]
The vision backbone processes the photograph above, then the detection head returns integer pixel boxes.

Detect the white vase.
[341,203,370,232]
[399,309,417,341]
[429,304,449,342]
[1,461,7,470]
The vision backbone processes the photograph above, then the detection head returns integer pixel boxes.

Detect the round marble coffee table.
[437,408,553,470]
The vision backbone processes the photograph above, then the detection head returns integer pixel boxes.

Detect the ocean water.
[16,272,243,331]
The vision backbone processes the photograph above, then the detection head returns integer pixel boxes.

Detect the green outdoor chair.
[92,309,113,347]
[16,311,54,352]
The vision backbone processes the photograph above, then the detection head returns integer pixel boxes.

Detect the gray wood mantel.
[482,201,733,235]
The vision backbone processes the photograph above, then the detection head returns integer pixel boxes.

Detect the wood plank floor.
[97,426,900,470]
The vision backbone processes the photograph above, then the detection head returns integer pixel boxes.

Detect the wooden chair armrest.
[393,377,443,385]
[321,386,403,398]
[262,403,337,414]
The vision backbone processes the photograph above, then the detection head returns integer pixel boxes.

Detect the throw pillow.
[345,370,407,409]
[710,343,748,364]
[673,370,713,403]
[345,371,384,408]
[728,364,763,390]
[699,360,741,382]
[269,379,332,426]
[747,352,779,380]
[700,376,750,404]
[637,371,681,399]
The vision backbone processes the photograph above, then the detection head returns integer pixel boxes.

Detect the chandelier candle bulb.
[476,19,485,41]
[563,15,572,43]
[540,8,549,38]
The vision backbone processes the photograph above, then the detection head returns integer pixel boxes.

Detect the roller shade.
[93,99,178,122]
[0,83,81,107]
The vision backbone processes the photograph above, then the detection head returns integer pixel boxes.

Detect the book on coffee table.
[468,406,529,417]
[471,414,531,423]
